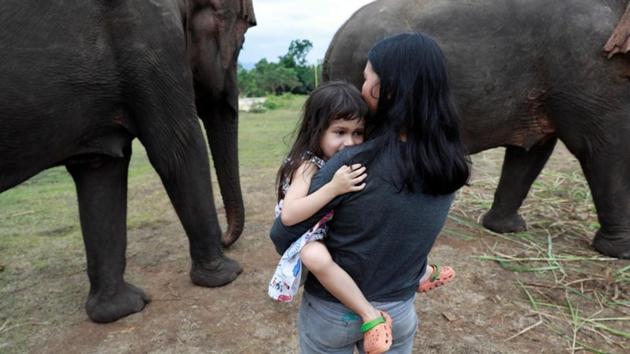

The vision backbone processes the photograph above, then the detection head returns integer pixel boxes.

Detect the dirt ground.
[1,145,628,353]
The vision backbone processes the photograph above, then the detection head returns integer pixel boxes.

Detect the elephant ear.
[238,0,257,28]
[218,0,256,69]
[603,3,630,58]
[191,0,256,70]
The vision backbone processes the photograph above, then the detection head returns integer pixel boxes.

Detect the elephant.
[323,0,630,259]
[0,0,256,322]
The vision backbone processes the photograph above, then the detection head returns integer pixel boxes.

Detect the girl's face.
[361,61,380,112]
[320,118,365,160]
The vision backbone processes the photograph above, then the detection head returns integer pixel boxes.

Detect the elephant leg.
[140,123,243,286]
[580,153,630,259]
[66,149,150,323]
[131,96,242,287]
[197,97,245,248]
[117,24,242,285]
[482,137,557,233]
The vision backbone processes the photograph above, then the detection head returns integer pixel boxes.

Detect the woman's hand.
[329,164,367,195]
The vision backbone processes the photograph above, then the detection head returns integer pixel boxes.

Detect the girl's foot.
[362,311,393,354]
[417,264,455,293]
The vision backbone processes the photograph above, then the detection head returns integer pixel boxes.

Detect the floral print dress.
[268,153,333,302]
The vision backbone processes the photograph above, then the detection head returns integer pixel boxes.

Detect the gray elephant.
[0,0,255,322]
[324,0,630,258]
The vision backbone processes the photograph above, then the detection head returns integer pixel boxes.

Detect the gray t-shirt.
[270,139,455,302]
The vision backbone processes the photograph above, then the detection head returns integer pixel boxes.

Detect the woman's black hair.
[367,32,470,195]
[276,81,368,200]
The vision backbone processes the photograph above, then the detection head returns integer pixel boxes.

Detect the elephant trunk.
[197,87,244,248]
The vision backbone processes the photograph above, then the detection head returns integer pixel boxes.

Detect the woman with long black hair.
[270,32,470,353]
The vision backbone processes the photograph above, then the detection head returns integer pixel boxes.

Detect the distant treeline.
[238,39,323,97]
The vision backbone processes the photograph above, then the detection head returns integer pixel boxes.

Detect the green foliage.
[256,59,301,94]
[238,39,323,97]
[263,93,297,110]
[238,60,300,97]
[262,97,279,110]
[278,39,313,68]
[237,64,262,97]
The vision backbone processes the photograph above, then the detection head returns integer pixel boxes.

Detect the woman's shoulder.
[330,139,383,167]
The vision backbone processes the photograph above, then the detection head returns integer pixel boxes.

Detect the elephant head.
[184,0,256,247]
[188,0,256,99]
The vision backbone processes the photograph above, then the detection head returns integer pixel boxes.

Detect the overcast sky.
[239,0,374,65]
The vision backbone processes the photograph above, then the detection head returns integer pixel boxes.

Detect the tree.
[279,39,313,68]
[278,39,316,93]
[254,59,300,94]
[237,64,262,97]
[237,39,319,97]
[237,59,300,97]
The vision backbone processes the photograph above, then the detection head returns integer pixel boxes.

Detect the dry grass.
[450,147,629,353]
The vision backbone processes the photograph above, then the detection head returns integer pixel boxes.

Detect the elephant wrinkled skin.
[0,0,255,322]
[324,0,630,259]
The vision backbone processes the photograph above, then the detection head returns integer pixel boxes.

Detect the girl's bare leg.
[300,241,381,322]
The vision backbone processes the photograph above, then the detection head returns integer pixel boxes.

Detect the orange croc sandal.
[417,264,455,293]
[362,311,393,354]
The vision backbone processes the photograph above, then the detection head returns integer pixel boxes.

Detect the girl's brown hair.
[276,81,368,201]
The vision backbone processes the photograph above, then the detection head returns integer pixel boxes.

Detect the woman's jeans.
[298,291,418,354]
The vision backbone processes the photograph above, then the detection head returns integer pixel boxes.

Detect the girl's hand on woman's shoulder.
[330,164,367,195]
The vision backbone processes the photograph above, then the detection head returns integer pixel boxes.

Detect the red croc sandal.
[362,311,393,354]
[417,264,455,293]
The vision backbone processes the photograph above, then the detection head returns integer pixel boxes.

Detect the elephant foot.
[86,282,151,323]
[190,255,243,287]
[481,209,527,233]
[592,230,630,259]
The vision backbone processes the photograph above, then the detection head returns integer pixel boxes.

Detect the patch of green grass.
[262,93,305,111]
[239,95,305,168]
[0,167,77,239]
[0,140,156,240]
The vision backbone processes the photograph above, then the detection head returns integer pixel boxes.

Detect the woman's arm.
[281,162,366,226]
[270,143,375,255]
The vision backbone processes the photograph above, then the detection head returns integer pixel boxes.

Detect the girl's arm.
[281,161,366,226]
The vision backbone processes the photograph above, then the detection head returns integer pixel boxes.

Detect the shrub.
[264,93,296,110]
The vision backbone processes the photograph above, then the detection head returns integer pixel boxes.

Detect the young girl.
[270,33,469,353]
